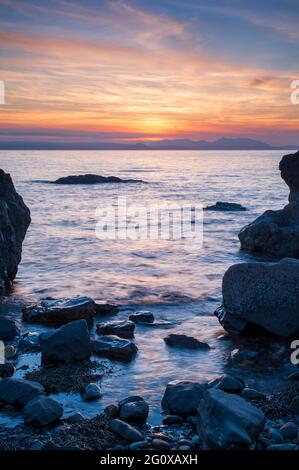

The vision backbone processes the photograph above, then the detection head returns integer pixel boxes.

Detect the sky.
[0,0,298,146]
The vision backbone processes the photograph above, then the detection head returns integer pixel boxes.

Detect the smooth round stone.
[82,383,102,401]
[104,404,119,418]
[152,439,172,450]
[241,388,266,400]
[178,445,191,451]
[268,428,284,444]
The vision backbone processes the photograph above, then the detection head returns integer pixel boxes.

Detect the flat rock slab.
[52,174,144,185]
[92,335,138,362]
[22,297,96,327]
[96,320,135,339]
[164,334,210,350]
[204,202,246,211]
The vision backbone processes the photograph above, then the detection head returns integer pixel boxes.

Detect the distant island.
[0,137,297,151]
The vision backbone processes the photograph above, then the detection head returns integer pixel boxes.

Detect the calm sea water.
[0,150,290,425]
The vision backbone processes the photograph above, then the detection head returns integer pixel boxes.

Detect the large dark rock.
[129,311,154,323]
[0,362,15,378]
[23,396,63,428]
[0,317,20,341]
[96,320,135,339]
[119,396,149,424]
[94,301,119,316]
[91,335,137,362]
[205,202,246,212]
[0,378,45,408]
[239,203,299,258]
[22,297,96,328]
[279,150,299,202]
[162,380,206,417]
[40,319,91,364]
[164,334,210,350]
[198,389,265,449]
[53,174,144,185]
[109,419,143,442]
[215,258,299,337]
[0,169,31,293]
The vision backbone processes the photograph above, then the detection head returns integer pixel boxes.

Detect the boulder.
[109,419,143,442]
[162,380,206,417]
[40,319,91,364]
[119,396,149,424]
[204,202,246,212]
[82,383,102,401]
[22,297,96,327]
[215,259,299,336]
[279,150,299,202]
[210,374,245,393]
[129,311,154,323]
[241,388,266,400]
[0,317,19,341]
[96,320,135,339]
[198,389,265,449]
[0,169,31,293]
[239,202,299,258]
[91,335,137,362]
[53,174,143,185]
[23,396,63,428]
[94,301,119,316]
[164,334,210,350]
[0,378,45,408]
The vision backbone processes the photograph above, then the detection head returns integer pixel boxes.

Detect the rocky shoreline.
[0,153,299,451]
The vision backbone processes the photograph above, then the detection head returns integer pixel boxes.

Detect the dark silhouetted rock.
[0,362,15,378]
[215,259,299,337]
[210,374,245,393]
[40,319,91,364]
[204,202,246,212]
[23,297,96,327]
[0,169,31,293]
[91,335,137,362]
[53,174,144,185]
[279,150,299,202]
[119,396,149,424]
[162,415,183,425]
[164,334,210,350]
[162,380,206,417]
[241,388,266,400]
[198,389,265,449]
[0,317,19,341]
[0,378,45,408]
[96,320,135,339]
[23,396,63,427]
[129,311,154,323]
[94,301,119,316]
[109,419,143,442]
[18,332,40,352]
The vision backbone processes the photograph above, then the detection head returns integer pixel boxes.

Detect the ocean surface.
[0,150,291,425]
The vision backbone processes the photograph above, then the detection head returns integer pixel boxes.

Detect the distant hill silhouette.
[0,137,297,151]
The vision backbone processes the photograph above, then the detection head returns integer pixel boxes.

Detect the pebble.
[178,445,191,451]
[67,412,84,423]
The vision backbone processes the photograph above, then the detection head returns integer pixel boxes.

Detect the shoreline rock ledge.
[239,149,299,258]
[0,169,31,293]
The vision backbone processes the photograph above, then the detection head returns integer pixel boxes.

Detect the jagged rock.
[129,311,154,323]
[164,334,210,350]
[162,380,206,417]
[0,378,45,408]
[22,297,96,327]
[215,259,299,337]
[53,174,144,185]
[119,396,149,424]
[0,169,31,293]
[279,150,299,202]
[0,317,19,341]
[96,320,135,339]
[91,335,137,362]
[198,389,265,449]
[40,319,91,364]
[204,202,246,211]
[23,396,63,427]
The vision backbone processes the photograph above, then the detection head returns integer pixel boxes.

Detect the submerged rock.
[40,319,91,364]
[96,320,135,339]
[0,317,20,341]
[162,380,206,417]
[119,396,149,424]
[129,311,154,323]
[215,259,299,337]
[22,297,96,327]
[23,396,63,428]
[0,378,45,408]
[53,174,144,185]
[0,169,31,293]
[92,335,138,362]
[109,419,143,442]
[198,389,265,449]
[204,202,246,212]
[163,334,210,350]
